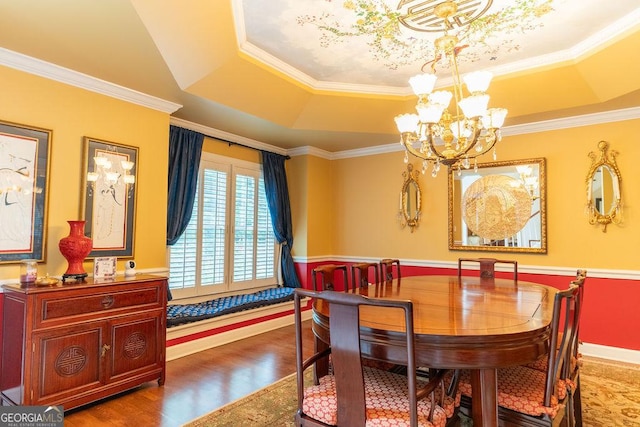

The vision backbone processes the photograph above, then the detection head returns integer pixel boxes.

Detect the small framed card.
[94,256,117,279]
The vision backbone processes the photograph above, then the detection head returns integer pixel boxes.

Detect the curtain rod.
[204,133,291,160]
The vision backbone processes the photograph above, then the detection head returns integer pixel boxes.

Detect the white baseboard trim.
[580,342,640,364]
[166,303,311,361]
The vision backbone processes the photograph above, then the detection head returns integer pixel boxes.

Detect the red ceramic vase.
[59,220,93,279]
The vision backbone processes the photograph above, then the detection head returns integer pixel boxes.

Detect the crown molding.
[170,117,288,156]
[0,47,182,114]
[286,145,334,159]
[501,107,640,137]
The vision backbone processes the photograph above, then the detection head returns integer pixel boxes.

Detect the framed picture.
[82,137,137,258]
[0,120,52,264]
[93,256,117,279]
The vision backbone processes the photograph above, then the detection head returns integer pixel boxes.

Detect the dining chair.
[293,288,450,427]
[457,257,518,280]
[380,258,401,281]
[524,269,587,426]
[311,264,348,292]
[457,282,581,426]
[349,262,380,291]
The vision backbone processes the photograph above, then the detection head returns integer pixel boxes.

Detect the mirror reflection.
[448,158,547,253]
[586,141,622,232]
[400,163,421,232]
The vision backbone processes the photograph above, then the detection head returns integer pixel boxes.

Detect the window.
[168,153,277,299]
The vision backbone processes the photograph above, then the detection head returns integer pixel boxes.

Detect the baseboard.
[166,301,311,361]
[580,342,640,364]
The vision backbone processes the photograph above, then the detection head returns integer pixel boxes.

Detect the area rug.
[183,357,640,426]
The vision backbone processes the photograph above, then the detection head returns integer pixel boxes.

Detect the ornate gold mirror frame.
[586,141,622,232]
[448,158,547,253]
[400,163,422,232]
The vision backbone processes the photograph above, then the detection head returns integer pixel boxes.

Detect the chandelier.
[394,1,508,177]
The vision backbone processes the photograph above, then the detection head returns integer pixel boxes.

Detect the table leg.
[313,336,329,385]
[470,368,498,427]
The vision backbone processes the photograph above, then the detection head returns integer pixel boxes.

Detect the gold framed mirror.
[586,141,622,232]
[400,163,422,232]
[448,158,547,253]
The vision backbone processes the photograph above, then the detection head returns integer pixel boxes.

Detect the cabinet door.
[108,311,162,382]
[31,322,105,405]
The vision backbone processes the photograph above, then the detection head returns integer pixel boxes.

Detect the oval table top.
[311,274,558,368]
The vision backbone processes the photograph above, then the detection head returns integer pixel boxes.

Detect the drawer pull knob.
[101,344,111,358]
[101,295,115,308]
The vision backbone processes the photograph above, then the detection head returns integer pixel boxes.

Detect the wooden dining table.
[309,275,558,427]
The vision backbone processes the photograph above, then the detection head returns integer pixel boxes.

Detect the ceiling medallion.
[397,0,493,33]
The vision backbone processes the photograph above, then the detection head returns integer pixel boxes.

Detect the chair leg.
[573,377,583,427]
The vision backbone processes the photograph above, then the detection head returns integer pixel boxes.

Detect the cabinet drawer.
[38,285,162,325]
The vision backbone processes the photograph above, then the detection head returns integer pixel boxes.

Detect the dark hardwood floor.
[63,320,315,427]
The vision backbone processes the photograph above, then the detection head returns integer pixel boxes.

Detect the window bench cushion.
[167,286,296,327]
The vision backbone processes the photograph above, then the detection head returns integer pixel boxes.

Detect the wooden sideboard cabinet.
[1,274,167,410]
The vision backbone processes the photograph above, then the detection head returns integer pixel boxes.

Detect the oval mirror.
[400,163,421,232]
[586,141,622,232]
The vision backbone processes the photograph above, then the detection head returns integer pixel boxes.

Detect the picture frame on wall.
[81,137,138,258]
[0,120,52,264]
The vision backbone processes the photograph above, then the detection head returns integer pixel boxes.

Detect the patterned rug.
[183,357,640,426]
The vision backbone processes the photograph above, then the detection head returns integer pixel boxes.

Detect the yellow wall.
[297,118,640,270]
[290,155,335,258]
[0,66,169,281]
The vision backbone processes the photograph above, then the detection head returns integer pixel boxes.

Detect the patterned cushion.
[302,366,448,426]
[166,287,295,327]
[524,353,583,374]
[458,367,570,418]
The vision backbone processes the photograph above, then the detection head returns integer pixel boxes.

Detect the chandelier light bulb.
[463,70,493,93]
[395,114,420,133]
[450,120,472,140]
[481,108,508,129]
[458,94,489,118]
[428,91,453,109]
[416,103,445,124]
[409,73,438,96]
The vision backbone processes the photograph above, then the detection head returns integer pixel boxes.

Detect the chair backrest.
[457,257,518,280]
[568,269,587,362]
[543,284,581,406]
[311,264,348,291]
[350,262,380,290]
[380,258,401,281]
[294,288,420,426]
